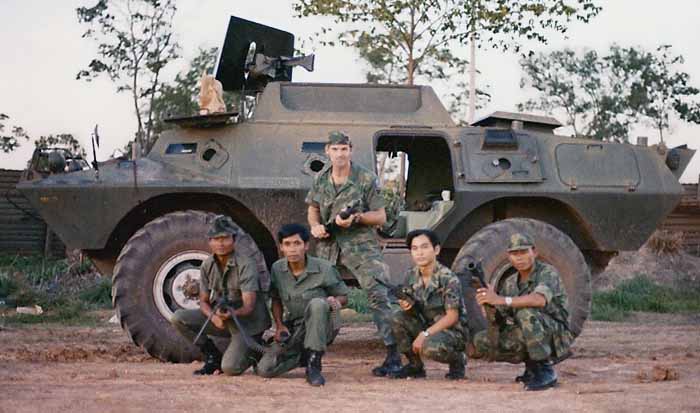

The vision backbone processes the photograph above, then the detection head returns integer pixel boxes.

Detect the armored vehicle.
[18,17,694,362]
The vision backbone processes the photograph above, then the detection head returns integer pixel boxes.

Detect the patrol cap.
[507,232,535,252]
[326,131,351,146]
[207,215,238,238]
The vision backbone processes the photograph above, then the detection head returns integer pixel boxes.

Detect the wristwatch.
[505,296,513,307]
[421,330,430,337]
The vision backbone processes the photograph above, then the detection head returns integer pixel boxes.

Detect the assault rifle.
[466,261,498,361]
[375,278,428,327]
[324,200,361,235]
[193,296,266,353]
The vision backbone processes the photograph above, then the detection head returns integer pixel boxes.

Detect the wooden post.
[43,225,52,258]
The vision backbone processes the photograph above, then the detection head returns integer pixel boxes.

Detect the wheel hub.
[153,251,208,320]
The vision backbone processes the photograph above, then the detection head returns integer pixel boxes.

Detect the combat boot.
[389,353,426,379]
[193,339,222,375]
[371,344,402,377]
[305,350,325,386]
[525,361,558,391]
[515,359,537,384]
[445,352,466,380]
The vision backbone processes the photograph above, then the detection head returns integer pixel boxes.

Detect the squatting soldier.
[257,224,349,386]
[390,229,468,380]
[170,215,271,375]
[474,232,574,391]
[306,131,401,377]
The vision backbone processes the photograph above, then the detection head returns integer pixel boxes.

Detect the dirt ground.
[1,312,699,413]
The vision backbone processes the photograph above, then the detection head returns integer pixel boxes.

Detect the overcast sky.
[1,0,699,181]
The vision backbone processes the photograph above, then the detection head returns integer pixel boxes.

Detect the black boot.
[515,360,537,384]
[445,352,466,380]
[305,350,325,386]
[193,339,222,375]
[525,361,558,391]
[389,353,426,379]
[371,344,402,377]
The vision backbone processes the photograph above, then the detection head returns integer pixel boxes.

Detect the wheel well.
[443,196,599,254]
[87,192,278,276]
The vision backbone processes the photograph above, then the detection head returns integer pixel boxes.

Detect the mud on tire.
[112,210,268,362]
[452,218,591,337]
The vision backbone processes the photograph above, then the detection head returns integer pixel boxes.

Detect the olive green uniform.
[392,262,468,364]
[171,250,271,375]
[306,162,395,346]
[257,255,349,378]
[473,260,573,363]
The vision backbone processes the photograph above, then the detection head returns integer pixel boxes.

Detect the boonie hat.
[507,232,535,252]
[207,215,238,238]
[327,131,351,145]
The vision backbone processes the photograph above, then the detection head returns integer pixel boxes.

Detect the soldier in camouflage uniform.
[390,229,468,380]
[170,215,271,376]
[257,224,349,386]
[474,232,573,391]
[306,131,401,377]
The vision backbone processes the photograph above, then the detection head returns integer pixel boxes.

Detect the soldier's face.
[280,234,309,264]
[410,235,441,268]
[325,144,352,168]
[508,247,537,273]
[208,235,235,257]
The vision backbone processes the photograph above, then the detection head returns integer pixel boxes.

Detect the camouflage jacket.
[305,162,385,268]
[498,260,571,328]
[199,250,271,335]
[405,262,469,336]
[270,255,350,322]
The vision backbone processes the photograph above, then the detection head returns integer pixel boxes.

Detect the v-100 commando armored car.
[18,16,694,362]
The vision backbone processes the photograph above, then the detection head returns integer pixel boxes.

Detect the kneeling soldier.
[170,215,271,376]
[474,232,574,391]
[390,229,468,380]
[257,224,349,386]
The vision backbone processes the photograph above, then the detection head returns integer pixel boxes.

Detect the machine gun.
[243,41,314,90]
[466,261,498,361]
[323,200,361,235]
[375,278,427,327]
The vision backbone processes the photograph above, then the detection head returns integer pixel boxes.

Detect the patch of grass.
[79,277,112,308]
[347,288,370,314]
[591,274,700,321]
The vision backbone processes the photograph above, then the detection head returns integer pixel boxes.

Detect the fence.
[661,182,700,256]
[0,169,65,257]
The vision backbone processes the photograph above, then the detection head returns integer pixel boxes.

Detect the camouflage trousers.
[337,255,395,347]
[170,309,263,375]
[473,307,570,363]
[256,298,340,378]
[391,311,466,364]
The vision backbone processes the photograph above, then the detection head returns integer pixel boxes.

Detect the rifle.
[193,296,266,354]
[466,261,499,362]
[375,277,428,327]
[324,200,361,235]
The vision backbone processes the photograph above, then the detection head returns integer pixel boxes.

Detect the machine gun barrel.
[192,297,266,354]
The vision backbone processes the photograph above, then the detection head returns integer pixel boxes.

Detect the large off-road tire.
[452,218,591,337]
[112,210,268,362]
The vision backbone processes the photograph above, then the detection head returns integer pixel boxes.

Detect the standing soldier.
[257,224,349,386]
[306,131,401,377]
[390,229,468,380]
[170,215,271,376]
[474,232,574,391]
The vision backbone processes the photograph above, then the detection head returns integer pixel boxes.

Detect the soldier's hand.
[274,325,290,342]
[215,307,231,320]
[327,296,342,311]
[311,224,329,239]
[476,286,499,306]
[412,334,426,354]
[398,298,413,311]
[211,314,226,330]
[334,213,354,228]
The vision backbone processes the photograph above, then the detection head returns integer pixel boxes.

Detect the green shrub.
[79,277,112,308]
[347,288,370,314]
[591,274,700,321]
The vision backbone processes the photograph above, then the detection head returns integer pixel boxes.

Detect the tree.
[0,113,30,153]
[293,0,600,124]
[76,0,179,156]
[34,134,87,158]
[519,45,700,142]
